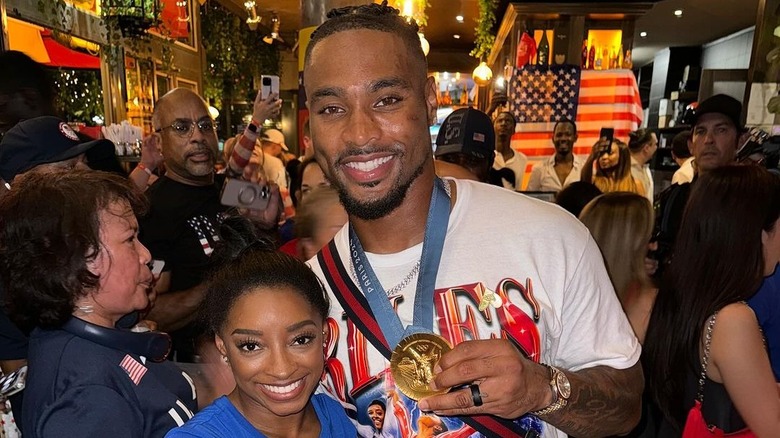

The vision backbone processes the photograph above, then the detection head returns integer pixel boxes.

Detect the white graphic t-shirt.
[310,178,641,438]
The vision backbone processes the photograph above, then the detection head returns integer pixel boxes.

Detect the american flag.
[119,354,148,385]
[508,66,644,182]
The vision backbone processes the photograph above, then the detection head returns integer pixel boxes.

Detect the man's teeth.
[345,156,392,172]
[262,379,303,394]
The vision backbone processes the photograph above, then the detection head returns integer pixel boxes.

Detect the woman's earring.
[222,355,229,364]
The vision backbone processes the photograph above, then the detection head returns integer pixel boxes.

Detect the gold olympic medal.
[390,333,452,401]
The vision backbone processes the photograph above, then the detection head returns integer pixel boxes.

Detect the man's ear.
[424,76,438,126]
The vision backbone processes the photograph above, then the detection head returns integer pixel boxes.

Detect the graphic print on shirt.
[186,214,221,256]
[322,279,545,437]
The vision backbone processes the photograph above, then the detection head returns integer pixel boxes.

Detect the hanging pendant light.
[473,61,493,86]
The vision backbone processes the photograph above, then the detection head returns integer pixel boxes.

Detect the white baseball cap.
[262,128,288,151]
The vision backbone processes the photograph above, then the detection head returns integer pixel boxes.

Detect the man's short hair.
[553,118,577,135]
[368,399,386,412]
[304,1,426,76]
[671,130,692,159]
[496,111,517,125]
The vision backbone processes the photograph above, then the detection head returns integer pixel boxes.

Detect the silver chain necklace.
[350,259,422,297]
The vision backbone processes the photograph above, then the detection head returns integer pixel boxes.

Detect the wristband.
[137,163,154,176]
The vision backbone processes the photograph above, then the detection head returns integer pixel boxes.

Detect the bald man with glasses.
[139,88,281,362]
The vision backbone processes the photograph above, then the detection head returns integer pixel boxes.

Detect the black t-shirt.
[140,174,227,293]
[139,175,227,360]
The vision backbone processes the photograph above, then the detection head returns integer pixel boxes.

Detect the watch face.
[556,372,572,399]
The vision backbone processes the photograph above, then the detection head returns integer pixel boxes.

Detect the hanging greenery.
[471,0,498,59]
[52,69,105,126]
[200,2,281,109]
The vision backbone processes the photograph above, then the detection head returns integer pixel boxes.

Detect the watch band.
[531,365,569,417]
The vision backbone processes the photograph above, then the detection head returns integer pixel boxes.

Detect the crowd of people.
[0,1,778,438]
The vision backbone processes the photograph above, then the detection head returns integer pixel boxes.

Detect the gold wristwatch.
[532,365,571,417]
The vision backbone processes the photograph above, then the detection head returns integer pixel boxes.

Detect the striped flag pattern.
[508,67,644,185]
[119,354,148,385]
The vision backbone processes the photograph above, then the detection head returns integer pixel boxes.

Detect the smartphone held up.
[260,75,280,99]
[220,178,271,211]
[599,127,615,154]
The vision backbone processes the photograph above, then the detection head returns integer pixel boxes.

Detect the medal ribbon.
[348,177,450,350]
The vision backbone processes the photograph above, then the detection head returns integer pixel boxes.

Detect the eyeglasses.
[155,118,215,138]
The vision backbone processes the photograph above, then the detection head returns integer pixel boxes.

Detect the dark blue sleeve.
[748,267,780,381]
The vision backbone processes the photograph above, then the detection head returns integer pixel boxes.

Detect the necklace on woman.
[350,259,422,297]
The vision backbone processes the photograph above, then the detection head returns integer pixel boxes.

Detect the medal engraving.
[390,333,452,400]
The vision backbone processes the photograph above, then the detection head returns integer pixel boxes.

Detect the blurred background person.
[527,119,583,193]
[492,111,527,190]
[579,192,656,343]
[0,170,197,437]
[433,107,495,183]
[294,187,348,261]
[167,219,354,437]
[554,181,602,218]
[670,130,694,185]
[628,129,658,203]
[582,138,646,196]
[643,165,780,436]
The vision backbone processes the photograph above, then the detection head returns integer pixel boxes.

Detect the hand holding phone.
[599,127,615,154]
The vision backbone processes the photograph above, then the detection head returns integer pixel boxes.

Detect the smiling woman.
[165,216,355,438]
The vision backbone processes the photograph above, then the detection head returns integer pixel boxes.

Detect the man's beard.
[334,157,426,221]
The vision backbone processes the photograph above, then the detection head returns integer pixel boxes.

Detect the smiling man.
[304,3,642,438]
[526,119,583,193]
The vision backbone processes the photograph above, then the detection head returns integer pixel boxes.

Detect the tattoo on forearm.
[540,362,643,438]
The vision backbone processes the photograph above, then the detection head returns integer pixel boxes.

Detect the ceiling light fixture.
[456,15,464,23]
[453,34,460,39]
[640,31,648,38]
[244,0,260,30]
[263,14,283,44]
[674,9,683,17]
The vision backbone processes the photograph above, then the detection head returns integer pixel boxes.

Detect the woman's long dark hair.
[643,165,780,429]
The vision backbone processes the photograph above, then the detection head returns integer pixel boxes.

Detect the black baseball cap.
[0,116,111,181]
[692,94,743,130]
[435,108,495,166]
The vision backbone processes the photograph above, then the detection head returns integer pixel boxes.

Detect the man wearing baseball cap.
[654,94,745,277]
[0,116,112,187]
[434,107,495,183]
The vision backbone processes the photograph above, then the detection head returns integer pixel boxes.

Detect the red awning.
[40,30,100,69]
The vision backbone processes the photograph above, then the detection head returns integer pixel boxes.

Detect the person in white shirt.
[493,111,527,190]
[253,128,289,189]
[527,119,583,193]
[628,128,657,203]
[670,130,694,185]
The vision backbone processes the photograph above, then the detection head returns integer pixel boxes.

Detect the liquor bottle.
[588,42,596,70]
[594,44,603,70]
[537,29,550,66]
[617,44,624,69]
[623,49,633,69]
[581,39,588,68]
[601,47,609,70]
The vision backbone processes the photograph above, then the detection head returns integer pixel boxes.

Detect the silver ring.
[470,383,483,407]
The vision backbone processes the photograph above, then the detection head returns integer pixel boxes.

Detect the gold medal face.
[390,333,452,401]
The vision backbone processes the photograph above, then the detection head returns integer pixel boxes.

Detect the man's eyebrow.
[310,87,343,102]
[369,78,410,94]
